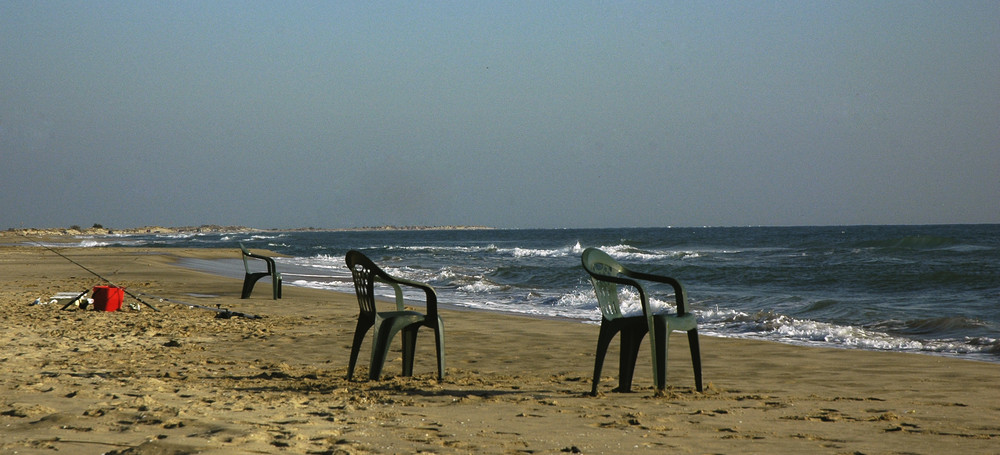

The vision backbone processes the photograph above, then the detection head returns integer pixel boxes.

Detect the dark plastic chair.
[345,250,445,381]
[240,242,282,299]
[581,247,702,395]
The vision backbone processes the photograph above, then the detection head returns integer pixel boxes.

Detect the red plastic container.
[92,285,124,312]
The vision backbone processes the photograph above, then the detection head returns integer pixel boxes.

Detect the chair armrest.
[376,274,439,315]
[624,269,690,316]
[246,251,277,271]
[374,277,406,311]
[240,243,278,275]
[585,269,644,293]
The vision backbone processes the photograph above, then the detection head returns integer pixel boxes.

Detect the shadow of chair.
[240,242,282,300]
[345,250,445,381]
[581,247,702,395]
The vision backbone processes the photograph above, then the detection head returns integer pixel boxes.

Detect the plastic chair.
[581,247,702,395]
[240,242,282,299]
[345,250,445,381]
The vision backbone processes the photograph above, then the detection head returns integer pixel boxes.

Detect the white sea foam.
[284,254,344,270]
[509,246,575,258]
[78,240,112,247]
[457,279,506,293]
[73,238,146,247]
[693,308,996,357]
[124,225,998,363]
[289,279,353,292]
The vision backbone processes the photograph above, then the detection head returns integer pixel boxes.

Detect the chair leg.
[272,274,282,299]
[369,319,413,380]
[347,317,373,380]
[433,318,446,380]
[657,331,670,392]
[616,329,645,393]
[368,326,392,381]
[591,323,617,395]
[368,344,388,381]
[241,272,268,299]
[650,318,670,392]
[400,327,419,377]
[688,329,703,392]
[241,274,255,299]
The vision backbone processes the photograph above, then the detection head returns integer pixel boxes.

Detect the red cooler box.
[92,285,124,311]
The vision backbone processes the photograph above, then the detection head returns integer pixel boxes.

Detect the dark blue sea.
[62,225,1000,363]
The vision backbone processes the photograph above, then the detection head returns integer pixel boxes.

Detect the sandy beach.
[1,242,998,454]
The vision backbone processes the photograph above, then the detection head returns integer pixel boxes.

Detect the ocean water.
[53,225,1000,363]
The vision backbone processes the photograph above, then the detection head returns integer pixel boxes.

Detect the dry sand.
[1,242,998,454]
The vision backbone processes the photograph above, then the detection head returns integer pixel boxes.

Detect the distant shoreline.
[2,224,495,238]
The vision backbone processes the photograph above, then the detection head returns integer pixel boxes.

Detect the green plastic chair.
[345,250,445,381]
[581,247,702,395]
[240,242,282,299]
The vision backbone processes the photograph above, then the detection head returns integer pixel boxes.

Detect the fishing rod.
[17,232,160,312]
[59,289,92,311]
[135,292,261,319]
[18,231,262,319]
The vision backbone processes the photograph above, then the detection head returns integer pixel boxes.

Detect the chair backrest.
[345,250,380,316]
[581,247,628,320]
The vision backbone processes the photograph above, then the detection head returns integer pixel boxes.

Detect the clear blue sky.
[2,1,998,229]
